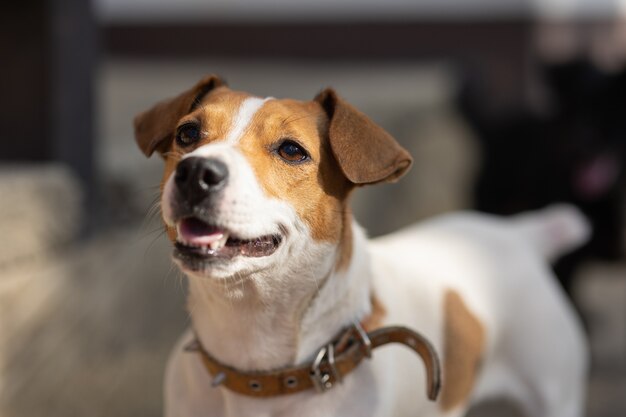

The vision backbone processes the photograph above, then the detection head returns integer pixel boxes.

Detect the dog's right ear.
[133,75,225,157]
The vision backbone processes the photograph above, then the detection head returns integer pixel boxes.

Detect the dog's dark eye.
[176,123,201,147]
[277,140,309,163]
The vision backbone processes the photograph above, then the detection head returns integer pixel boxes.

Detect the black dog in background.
[459,58,626,295]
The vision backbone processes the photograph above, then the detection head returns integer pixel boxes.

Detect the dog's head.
[134,75,411,281]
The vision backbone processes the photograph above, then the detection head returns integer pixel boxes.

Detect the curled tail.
[512,204,591,261]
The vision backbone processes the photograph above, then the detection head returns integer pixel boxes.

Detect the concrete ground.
[0,59,624,416]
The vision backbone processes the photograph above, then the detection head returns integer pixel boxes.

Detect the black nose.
[174,157,228,205]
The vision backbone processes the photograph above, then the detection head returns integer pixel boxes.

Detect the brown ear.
[133,74,225,157]
[315,88,412,185]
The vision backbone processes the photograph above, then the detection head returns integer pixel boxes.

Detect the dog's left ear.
[315,88,413,185]
[133,74,225,157]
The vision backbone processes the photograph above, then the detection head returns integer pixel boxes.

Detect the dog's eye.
[277,140,309,163]
[176,123,201,147]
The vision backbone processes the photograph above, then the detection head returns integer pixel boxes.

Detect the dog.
[134,75,589,417]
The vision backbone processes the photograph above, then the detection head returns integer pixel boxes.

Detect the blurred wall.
[0,1,97,199]
[95,0,626,22]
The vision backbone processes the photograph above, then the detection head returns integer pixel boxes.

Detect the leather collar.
[186,323,442,400]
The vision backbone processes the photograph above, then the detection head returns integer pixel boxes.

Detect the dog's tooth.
[209,233,229,251]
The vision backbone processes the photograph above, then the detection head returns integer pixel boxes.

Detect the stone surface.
[0,165,82,266]
[0,224,186,417]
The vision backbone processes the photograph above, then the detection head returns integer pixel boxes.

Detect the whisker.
[143,202,162,223]
[142,229,167,261]
[138,225,166,239]
[162,259,179,290]
[138,193,163,233]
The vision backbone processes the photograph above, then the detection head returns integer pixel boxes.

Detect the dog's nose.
[175,157,228,204]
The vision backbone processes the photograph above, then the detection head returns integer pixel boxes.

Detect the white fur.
[224,97,272,144]
[512,204,591,261]
[161,114,588,416]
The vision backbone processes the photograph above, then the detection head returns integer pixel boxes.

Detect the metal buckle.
[326,343,342,383]
[309,343,342,393]
[353,322,373,358]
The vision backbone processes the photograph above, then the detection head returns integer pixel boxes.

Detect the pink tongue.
[178,218,225,245]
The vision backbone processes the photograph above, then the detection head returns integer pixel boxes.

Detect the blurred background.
[0,0,624,415]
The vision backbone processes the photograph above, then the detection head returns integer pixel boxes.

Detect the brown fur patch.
[361,293,387,332]
[334,208,353,272]
[235,99,353,263]
[159,88,248,176]
[440,290,485,411]
[134,75,225,157]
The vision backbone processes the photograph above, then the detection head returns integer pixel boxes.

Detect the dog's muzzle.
[168,156,283,264]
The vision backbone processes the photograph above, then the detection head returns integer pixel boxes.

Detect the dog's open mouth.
[174,217,282,261]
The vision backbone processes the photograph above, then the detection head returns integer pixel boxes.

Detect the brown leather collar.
[186,323,442,400]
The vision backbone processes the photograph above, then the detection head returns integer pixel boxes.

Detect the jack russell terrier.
[134,75,589,417]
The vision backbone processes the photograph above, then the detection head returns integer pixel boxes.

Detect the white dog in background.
[134,75,589,417]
